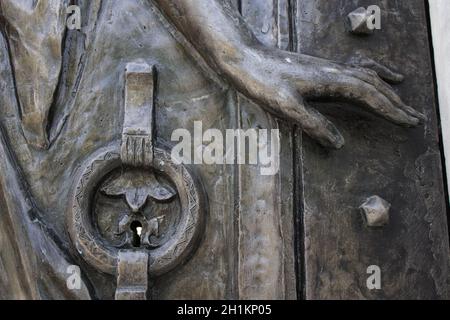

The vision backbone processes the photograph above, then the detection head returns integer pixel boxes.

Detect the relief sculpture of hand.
[154,0,425,149]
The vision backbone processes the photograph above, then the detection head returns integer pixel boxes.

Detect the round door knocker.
[66,62,206,299]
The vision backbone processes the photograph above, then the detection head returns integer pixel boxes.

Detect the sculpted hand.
[155,0,424,148]
[224,49,424,148]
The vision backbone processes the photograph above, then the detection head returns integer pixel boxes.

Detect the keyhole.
[130,221,143,247]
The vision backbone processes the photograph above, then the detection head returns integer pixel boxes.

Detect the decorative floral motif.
[101,170,176,212]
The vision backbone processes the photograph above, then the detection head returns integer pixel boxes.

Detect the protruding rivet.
[345,7,375,35]
[360,195,390,227]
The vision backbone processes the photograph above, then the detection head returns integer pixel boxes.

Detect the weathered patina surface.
[296,0,449,299]
[0,0,447,300]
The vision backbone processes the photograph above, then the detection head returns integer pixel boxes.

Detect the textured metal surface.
[0,0,447,300]
[360,196,390,228]
[115,250,148,300]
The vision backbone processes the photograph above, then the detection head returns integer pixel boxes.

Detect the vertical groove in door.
[290,0,306,300]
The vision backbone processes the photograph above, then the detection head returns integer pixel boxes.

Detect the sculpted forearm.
[152,0,263,83]
[152,0,309,130]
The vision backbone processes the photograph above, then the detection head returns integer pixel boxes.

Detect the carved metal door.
[0,0,448,300]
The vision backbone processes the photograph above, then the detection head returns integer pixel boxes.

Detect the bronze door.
[0,0,448,300]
